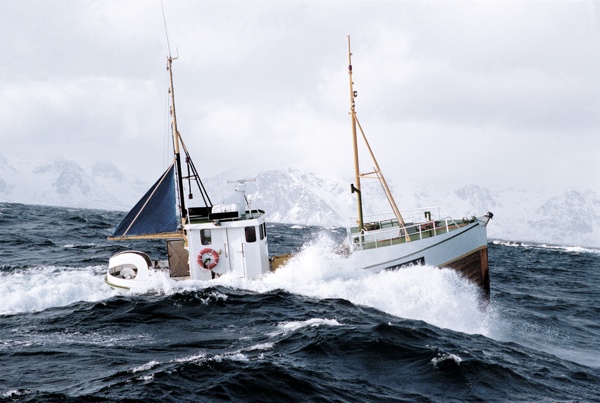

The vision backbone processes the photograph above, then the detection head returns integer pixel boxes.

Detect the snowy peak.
[455,184,499,211]
[203,169,354,226]
[254,169,353,225]
[33,159,91,196]
[533,190,600,238]
[1,155,598,247]
[91,161,125,182]
[0,155,137,210]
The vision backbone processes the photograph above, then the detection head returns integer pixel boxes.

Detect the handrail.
[348,206,458,228]
[347,206,465,251]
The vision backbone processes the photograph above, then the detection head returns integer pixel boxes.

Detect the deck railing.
[347,206,465,250]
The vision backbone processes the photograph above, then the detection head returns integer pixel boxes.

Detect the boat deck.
[348,207,473,251]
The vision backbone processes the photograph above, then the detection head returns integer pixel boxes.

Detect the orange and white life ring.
[197,248,219,270]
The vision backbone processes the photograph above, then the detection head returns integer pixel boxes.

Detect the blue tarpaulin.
[110,161,180,239]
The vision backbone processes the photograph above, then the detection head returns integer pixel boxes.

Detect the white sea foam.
[0,328,154,352]
[210,352,249,362]
[268,318,342,337]
[492,239,600,254]
[0,265,116,315]
[205,233,496,338]
[246,342,274,351]
[431,353,462,368]
[132,360,160,373]
[173,350,251,365]
[549,245,600,254]
[0,389,29,399]
[175,352,207,363]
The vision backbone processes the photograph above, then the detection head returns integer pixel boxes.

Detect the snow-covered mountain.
[1,153,598,248]
[201,168,600,248]
[0,153,146,210]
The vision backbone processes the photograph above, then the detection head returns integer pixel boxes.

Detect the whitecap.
[431,353,462,368]
[268,318,342,337]
[131,360,160,373]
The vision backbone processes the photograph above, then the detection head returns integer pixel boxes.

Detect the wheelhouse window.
[245,226,257,243]
[200,229,212,245]
[259,223,266,240]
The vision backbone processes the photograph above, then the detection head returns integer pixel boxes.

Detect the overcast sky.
[1,1,599,194]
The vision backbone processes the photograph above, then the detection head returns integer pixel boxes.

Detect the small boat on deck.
[343,36,492,298]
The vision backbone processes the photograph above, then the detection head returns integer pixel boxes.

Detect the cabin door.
[226,224,264,278]
[225,228,247,278]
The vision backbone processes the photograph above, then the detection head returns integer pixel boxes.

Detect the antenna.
[161,0,172,57]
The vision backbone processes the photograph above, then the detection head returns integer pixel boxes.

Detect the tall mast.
[347,36,364,231]
[167,56,188,226]
[346,36,408,237]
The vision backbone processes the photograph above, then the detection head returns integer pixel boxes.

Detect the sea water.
[0,202,598,401]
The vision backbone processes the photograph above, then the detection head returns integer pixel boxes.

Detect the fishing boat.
[106,38,492,298]
[105,56,276,289]
[344,36,492,297]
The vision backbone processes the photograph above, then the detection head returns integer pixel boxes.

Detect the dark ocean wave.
[2,289,598,402]
[1,203,599,402]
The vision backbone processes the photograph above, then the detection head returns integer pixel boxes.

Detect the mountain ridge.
[1,154,598,248]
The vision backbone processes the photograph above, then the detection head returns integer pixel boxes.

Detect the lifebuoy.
[197,248,219,270]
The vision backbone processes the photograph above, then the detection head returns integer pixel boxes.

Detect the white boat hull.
[349,215,491,297]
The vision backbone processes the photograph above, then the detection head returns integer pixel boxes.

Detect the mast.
[347,36,364,231]
[167,56,188,228]
[346,36,408,237]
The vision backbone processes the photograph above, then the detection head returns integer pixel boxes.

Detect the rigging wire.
[160,0,173,173]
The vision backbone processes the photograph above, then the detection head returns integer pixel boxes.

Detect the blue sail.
[109,161,181,240]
